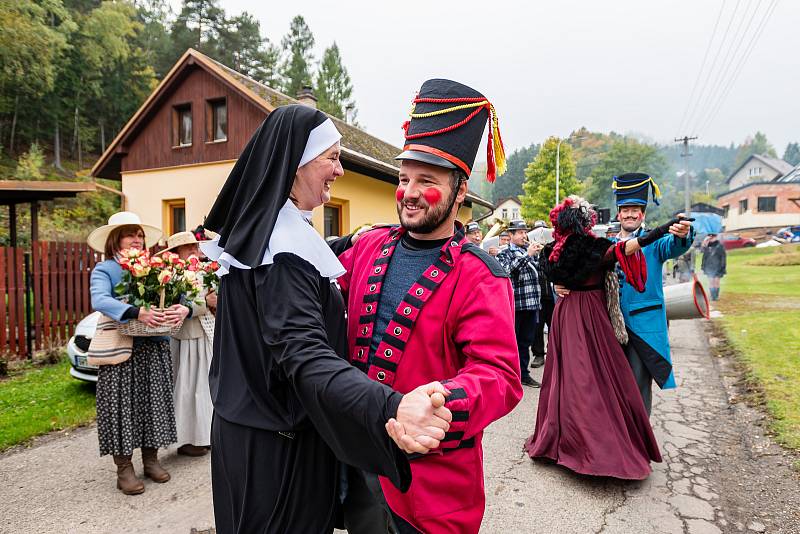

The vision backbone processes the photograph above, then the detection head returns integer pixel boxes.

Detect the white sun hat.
[87,211,162,253]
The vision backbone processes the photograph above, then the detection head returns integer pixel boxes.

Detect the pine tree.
[170,0,224,59]
[783,142,800,167]
[217,12,278,85]
[521,137,579,222]
[279,15,315,97]
[315,43,355,120]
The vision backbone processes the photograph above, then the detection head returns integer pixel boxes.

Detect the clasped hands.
[138,304,190,328]
[388,382,453,454]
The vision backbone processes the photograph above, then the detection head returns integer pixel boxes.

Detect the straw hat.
[158,231,200,254]
[87,212,162,253]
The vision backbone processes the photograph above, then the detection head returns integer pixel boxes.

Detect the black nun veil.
[204,105,412,534]
[204,104,327,267]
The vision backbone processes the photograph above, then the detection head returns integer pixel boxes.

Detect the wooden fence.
[1,242,101,359]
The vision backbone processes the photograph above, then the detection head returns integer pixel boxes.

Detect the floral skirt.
[96,339,177,456]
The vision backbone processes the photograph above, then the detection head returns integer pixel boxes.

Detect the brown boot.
[141,447,171,483]
[113,455,145,495]
[177,444,209,457]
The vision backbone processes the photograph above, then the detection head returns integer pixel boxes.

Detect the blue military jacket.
[614,227,694,390]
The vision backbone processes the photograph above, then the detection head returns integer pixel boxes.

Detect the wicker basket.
[118,316,184,337]
[118,290,183,337]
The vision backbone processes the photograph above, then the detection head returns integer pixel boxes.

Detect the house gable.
[121,66,267,174]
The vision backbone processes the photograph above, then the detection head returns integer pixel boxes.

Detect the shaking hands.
[387,381,453,454]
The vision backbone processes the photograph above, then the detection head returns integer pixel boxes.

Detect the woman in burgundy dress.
[525,196,682,480]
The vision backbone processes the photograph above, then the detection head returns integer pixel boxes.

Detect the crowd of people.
[86,77,699,533]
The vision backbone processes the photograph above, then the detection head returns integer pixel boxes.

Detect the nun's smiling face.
[291,142,344,210]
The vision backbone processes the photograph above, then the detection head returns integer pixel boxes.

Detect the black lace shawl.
[541,234,614,288]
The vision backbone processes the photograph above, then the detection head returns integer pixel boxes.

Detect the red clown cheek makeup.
[422,188,442,206]
[395,187,406,202]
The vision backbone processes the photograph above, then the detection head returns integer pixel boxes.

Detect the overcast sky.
[216,0,797,157]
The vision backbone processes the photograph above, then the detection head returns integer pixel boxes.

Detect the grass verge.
[709,244,800,450]
[0,355,96,451]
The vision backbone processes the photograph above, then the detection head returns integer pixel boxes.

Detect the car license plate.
[76,355,97,369]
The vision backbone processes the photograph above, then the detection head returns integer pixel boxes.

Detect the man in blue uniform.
[612,173,694,414]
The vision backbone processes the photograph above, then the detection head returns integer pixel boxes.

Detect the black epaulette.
[460,243,509,278]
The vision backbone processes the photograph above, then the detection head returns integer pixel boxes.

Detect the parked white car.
[66,311,101,383]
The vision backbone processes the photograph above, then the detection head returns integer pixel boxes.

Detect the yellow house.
[91,49,491,238]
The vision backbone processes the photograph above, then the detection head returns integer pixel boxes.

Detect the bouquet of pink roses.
[114,249,202,335]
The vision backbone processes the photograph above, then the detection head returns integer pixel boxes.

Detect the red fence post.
[0,248,6,353]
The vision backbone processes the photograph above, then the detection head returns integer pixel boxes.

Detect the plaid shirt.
[496,243,541,311]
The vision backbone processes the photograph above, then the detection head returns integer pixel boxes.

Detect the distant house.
[91,49,491,238]
[489,196,522,224]
[717,154,800,233]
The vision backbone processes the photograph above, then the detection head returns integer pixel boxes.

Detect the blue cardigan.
[614,228,694,390]
[91,259,135,322]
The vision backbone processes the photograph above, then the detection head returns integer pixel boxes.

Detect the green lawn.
[707,244,800,450]
[0,356,96,451]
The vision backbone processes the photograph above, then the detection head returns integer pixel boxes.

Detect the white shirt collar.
[201,199,345,279]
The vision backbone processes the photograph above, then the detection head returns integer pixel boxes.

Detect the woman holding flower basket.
[159,230,218,457]
[88,212,189,495]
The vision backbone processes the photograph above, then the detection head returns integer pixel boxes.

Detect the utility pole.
[675,136,698,214]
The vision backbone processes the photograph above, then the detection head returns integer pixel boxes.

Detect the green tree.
[315,42,355,120]
[584,139,671,210]
[491,144,539,204]
[14,142,45,179]
[134,0,175,78]
[279,15,315,97]
[170,0,223,59]
[783,142,800,166]
[521,137,579,222]
[0,0,74,155]
[734,131,777,168]
[217,12,278,85]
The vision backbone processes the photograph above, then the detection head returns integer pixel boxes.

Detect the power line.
[675,0,727,137]
[690,0,763,134]
[682,0,742,136]
[695,0,779,136]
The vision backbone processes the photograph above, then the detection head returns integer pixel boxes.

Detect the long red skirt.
[524,287,662,480]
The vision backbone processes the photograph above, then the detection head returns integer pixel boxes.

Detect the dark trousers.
[532,298,554,358]
[514,309,539,380]
[342,468,420,534]
[623,342,653,415]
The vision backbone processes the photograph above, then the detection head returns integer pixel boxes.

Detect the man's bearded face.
[396,161,460,234]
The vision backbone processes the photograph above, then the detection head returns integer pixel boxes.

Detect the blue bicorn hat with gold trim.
[613,172,662,207]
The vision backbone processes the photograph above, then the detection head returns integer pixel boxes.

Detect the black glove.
[637,216,693,248]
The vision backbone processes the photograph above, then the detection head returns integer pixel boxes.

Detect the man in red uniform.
[337,79,523,533]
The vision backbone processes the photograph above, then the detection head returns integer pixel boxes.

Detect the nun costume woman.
[202,105,413,533]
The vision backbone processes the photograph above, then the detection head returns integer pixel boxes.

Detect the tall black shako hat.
[396,79,507,182]
[613,172,662,208]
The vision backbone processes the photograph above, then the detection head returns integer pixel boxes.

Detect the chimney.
[296,85,317,108]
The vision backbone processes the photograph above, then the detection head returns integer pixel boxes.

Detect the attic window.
[173,103,192,147]
[206,98,227,142]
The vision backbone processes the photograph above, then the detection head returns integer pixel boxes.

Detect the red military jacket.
[338,225,523,533]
